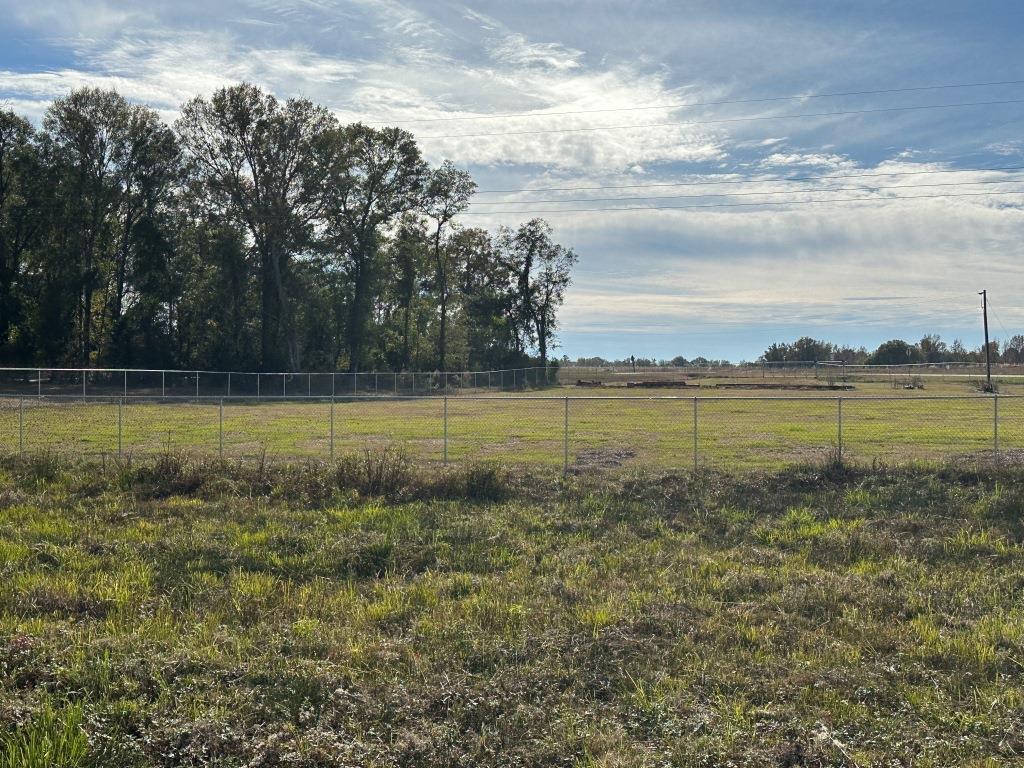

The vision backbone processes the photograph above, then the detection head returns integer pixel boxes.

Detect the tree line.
[760,335,1024,365]
[564,334,1024,368]
[0,85,577,373]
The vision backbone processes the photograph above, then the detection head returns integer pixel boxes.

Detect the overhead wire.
[468,177,1024,207]
[370,78,1024,124]
[474,164,1024,195]
[418,98,1024,140]
[458,189,1024,216]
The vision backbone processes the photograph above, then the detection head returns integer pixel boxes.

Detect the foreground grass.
[1,454,1023,766]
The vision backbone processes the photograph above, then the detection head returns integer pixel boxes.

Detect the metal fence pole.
[37,369,41,398]
[693,397,698,470]
[123,369,127,396]
[227,372,232,398]
[443,395,448,465]
[837,397,843,460]
[18,397,24,455]
[330,396,335,460]
[283,373,287,399]
[117,398,123,457]
[257,374,261,401]
[994,394,999,461]
[563,396,569,474]
[219,398,224,458]
[82,371,86,400]
[195,372,199,399]
[162,370,166,399]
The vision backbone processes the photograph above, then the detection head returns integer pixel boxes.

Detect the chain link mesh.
[2,394,1017,470]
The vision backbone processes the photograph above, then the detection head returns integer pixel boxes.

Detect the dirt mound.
[713,383,854,391]
[570,447,637,472]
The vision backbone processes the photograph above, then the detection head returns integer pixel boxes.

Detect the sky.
[2,0,1023,362]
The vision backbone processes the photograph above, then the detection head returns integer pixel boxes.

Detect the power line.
[475,164,1024,195]
[986,300,1017,340]
[372,78,1024,124]
[469,178,1023,208]
[458,189,1024,216]
[419,98,1024,140]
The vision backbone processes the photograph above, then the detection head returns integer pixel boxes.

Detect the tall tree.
[496,219,577,365]
[459,227,516,369]
[321,124,426,372]
[43,89,126,365]
[0,111,44,359]
[423,160,475,371]
[176,83,336,370]
[531,241,577,367]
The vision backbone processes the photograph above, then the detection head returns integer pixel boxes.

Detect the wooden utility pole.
[980,290,993,392]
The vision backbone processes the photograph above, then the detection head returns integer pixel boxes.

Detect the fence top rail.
[2,393,1014,403]
[0,365,555,377]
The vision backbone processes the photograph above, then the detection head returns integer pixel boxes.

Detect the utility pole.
[980,290,993,392]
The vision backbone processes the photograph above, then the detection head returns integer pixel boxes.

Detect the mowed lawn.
[1,391,1021,470]
[0,457,1023,765]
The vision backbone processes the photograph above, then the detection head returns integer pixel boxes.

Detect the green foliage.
[0,86,576,373]
[0,702,88,768]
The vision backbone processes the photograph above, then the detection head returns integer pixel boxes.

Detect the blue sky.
[2,0,1023,362]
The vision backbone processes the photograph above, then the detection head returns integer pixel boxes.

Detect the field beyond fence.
[1,393,1017,471]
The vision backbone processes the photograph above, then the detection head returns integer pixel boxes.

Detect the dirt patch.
[570,447,637,472]
[948,448,1024,467]
[713,383,855,391]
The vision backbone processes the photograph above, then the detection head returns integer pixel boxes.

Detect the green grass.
[1,388,1020,470]
[0,454,1023,765]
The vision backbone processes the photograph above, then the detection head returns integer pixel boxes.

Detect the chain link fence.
[0,394,1016,471]
[0,366,559,398]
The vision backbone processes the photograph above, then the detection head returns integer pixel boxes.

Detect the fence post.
[219,398,224,458]
[19,397,24,455]
[227,372,232,398]
[257,374,261,401]
[162,370,166,399]
[443,395,448,465]
[123,369,127,396]
[563,396,569,475]
[283,373,287,399]
[195,372,199,399]
[82,370,86,400]
[994,394,999,461]
[117,398,123,457]
[329,396,335,460]
[332,372,336,398]
[837,397,843,460]
[37,369,41,398]
[693,397,699,470]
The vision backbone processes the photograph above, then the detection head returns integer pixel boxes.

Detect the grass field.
[1,378,1021,470]
[1,455,1023,765]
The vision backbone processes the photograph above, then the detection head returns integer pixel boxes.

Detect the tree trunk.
[438,287,447,372]
[347,256,369,373]
[260,246,280,371]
